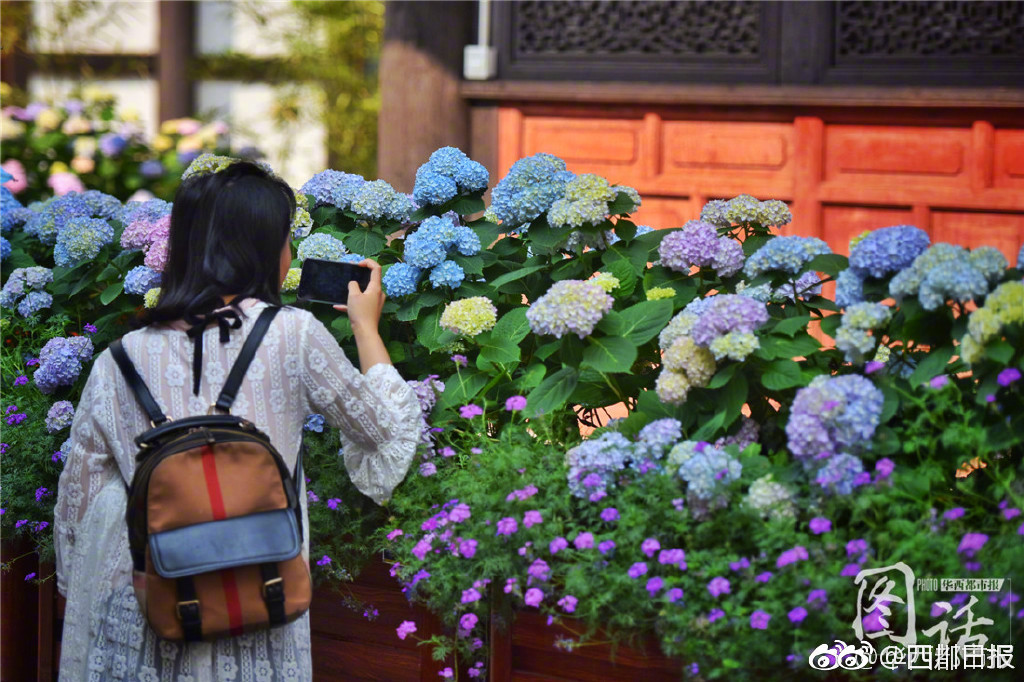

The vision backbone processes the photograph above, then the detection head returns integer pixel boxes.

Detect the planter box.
[490,610,680,682]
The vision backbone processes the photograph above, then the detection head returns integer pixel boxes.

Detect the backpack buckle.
[262,577,284,601]
[176,599,200,621]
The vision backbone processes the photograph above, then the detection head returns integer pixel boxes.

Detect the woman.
[54,161,421,680]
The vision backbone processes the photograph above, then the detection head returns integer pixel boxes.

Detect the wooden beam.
[157,0,195,121]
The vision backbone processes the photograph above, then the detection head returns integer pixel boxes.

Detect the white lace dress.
[54,299,422,682]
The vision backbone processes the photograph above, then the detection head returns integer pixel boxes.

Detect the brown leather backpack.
[109,306,312,641]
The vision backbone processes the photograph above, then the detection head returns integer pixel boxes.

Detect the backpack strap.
[109,339,169,427]
[212,306,282,413]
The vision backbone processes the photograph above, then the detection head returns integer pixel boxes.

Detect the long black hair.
[143,161,295,325]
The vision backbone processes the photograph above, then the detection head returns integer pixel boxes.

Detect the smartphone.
[295,259,372,306]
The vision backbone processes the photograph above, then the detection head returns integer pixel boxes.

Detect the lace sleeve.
[53,351,123,597]
[300,315,421,504]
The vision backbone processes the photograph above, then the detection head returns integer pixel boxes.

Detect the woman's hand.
[333,259,385,335]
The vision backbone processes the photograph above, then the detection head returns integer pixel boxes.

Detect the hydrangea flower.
[0,237,11,261]
[786,374,884,462]
[489,153,575,229]
[547,174,618,228]
[677,445,742,500]
[428,260,466,289]
[565,431,635,498]
[352,179,414,222]
[527,279,613,339]
[815,453,866,495]
[1,267,54,310]
[79,190,123,222]
[413,147,489,206]
[297,233,347,262]
[890,243,1006,310]
[745,474,795,520]
[439,297,498,337]
[123,265,162,296]
[16,291,53,318]
[34,336,94,394]
[635,418,683,460]
[835,269,865,308]
[700,195,791,228]
[300,169,366,209]
[24,193,90,245]
[835,302,892,364]
[689,294,769,349]
[382,262,424,297]
[743,236,831,278]
[646,286,675,301]
[961,281,1023,363]
[144,287,161,309]
[281,267,302,293]
[291,206,312,238]
[848,225,931,278]
[45,400,75,433]
[658,221,744,277]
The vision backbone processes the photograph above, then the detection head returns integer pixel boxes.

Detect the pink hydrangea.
[48,172,85,196]
[1,159,27,193]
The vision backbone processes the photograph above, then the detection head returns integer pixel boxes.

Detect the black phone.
[295,259,372,306]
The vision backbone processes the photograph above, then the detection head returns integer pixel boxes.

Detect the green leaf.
[535,341,560,361]
[477,331,521,365]
[525,367,579,417]
[772,314,811,337]
[909,344,955,386]
[707,363,738,389]
[526,216,573,251]
[311,205,340,226]
[691,411,726,441]
[340,229,387,257]
[760,359,805,390]
[515,364,547,392]
[468,219,501,248]
[438,371,489,410]
[450,253,484,276]
[99,281,123,305]
[597,300,673,345]
[984,340,1015,365]
[720,373,748,429]
[607,190,638,215]
[330,315,353,341]
[600,259,638,299]
[805,253,849,276]
[582,335,637,373]
[488,265,546,290]
[614,219,637,241]
[415,309,456,352]
[450,194,486,216]
[820,314,842,338]
[492,307,530,344]
[561,335,584,368]
[396,291,442,322]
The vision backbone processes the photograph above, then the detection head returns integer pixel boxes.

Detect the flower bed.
[2,139,1023,679]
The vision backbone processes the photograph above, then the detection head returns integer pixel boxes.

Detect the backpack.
[109,306,312,642]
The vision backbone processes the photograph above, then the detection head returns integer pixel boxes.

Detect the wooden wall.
[494,104,1024,260]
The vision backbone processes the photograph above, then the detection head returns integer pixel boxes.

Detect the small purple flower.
[750,610,771,630]
[496,517,518,536]
[449,503,471,523]
[628,562,648,579]
[1004,508,1021,520]
[929,375,949,389]
[840,564,860,577]
[729,557,750,571]
[460,613,478,631]
[462,587,482,604]
[317,555,332,566]
[573,532,594,550]
[957,533,988,557]
[505,395,527,411]
[986,394,997,403]
[13,376,27,386]
[641,538,661,557]
[504,577,517,593]
[807,589,828,606]
[600,507,620,522]
[451,354,468,367]
[410,569,430,587]
[15,519,28,528]
[83,323,98,334]
[459,538,478,558]
[24,573,36,582]
[875,458,894,480]
[788,607,807,624]
[327,498,341,510]
[671,498,685,511]
[439,446,456,457]
[707,608,725,623]
[306,490,320,503]
[598,540,616,554]
[943,507,965,521]
[865,361,885,374]
[997,367,1021,386]
[708,577,731,597]
[387,528,404,541]
[558,595,578,613]
[646,577,664,595]
[965,561,981,572]
[667,588,683,603]
[524,587,543,607]
[846,539,868,556]
[809,517,832,535]
[459,404,484,419]
[396,620,417,640]
[777,546,809,568]
[755,572,773,583]
[658,549,686,569]
[420,462,437,477]
[528,559,550,581]
[35,487,50,502]
[549,537,568,554]
[523,510,543,528]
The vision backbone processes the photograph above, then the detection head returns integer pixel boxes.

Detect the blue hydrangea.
[815,453,865,495]
[403,216,453,268]
[16,290,52,317]
[299,170,366,209]
[849,225,930,278]
[890,243,1006,310]
[566,432,635,499]
[122,198,172,225]
[296,233,347,262]
[123,265,162,296]
[2,188,25,234]
[304,414,326,432]
[1018,243,1024,269]
[413,147,489,206]
[689,294,769,348]
[2,206,34,235]
[382,262,423,297]
[835,269,865,308]
[351,179,414,222]
[635,418,683,460]
[489,153,575,230]
[34,336,94,394]
[54,217,115,268]
[744,236,832,277]
[339,253,365,264]
[678,446,742,500]
[428,260,465,289]
[0,237,10,261]
[786,375,883,462]
[80,190,123,222]
[451,225,481,256]
[139,159,165,179]
[24,194,91,245]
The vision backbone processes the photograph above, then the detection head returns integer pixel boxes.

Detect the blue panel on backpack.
[149,509,301,578]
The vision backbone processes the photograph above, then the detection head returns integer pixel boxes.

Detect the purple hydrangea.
[34,336,94,394]
[45,400,75,433]
[689,294,769,347]
[786,374,884,463]
[300,169,366,209]
[658,221,744,277]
